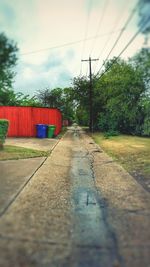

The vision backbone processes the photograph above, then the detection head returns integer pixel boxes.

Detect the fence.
[0,106,62,137]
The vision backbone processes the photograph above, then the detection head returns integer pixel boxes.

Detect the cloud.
[44,56,63,70]
[1,0,148,96]
[0,2,15,22]
[13,50,73,95]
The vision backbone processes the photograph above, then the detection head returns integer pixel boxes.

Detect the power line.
[80,0,93,76]
[93,0,130,74]
[95,5,137,75]
[95,15,150,80]
[20,29,122,56]
[90,0,110,56]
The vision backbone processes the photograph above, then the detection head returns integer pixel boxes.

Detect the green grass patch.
[0,145,48,160]
[91,132,150,181]
[57,127,67,138]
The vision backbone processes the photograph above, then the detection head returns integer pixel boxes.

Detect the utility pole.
[81,56,99,132]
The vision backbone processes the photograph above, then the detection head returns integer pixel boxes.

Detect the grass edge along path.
[91,132,150,192]
[0,145,48,161]
[0,127,67,161]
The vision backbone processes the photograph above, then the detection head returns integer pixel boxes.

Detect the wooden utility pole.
[81,57,99,132]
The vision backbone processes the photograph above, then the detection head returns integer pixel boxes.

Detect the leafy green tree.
[138,0,150,35]
[72,76,90,125]
[14,92,40,107]
[97,59,146,134]
[37,88,63,108]
[0,89,40,107]
[36,87,75,123]
[0,88,17,106]
[76,106,89,126]
[130,48,150,91]
[0,32,19,106]
[62,87,75,122]
[137,96,150,136]
[0,33,18,91]
[71,57,148,135]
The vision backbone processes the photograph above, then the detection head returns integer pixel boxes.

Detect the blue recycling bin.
[36,124,48,138]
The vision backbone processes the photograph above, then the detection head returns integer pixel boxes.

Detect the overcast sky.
[0,0,149,96]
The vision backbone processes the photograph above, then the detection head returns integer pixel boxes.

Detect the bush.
[0,119,9,149]
[143,117,150,136]
[104,130,120,139]
[97,112,118,132]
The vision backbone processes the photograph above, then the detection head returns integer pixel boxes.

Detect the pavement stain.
[0,126,149,267]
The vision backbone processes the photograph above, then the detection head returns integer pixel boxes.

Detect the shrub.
[104,130,120,139]
[97,112,119,132]
[143,117,150,136]
[0,119,9,149]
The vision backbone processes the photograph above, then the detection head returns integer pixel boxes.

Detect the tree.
[71,57,148,135]
[0,32,18,106]
[138,0,150,35]
[0,88,17,106]
[62,87,75,122]
[37,88,63,108]
[0,33,18,91]
[36,87,75,123]
[72,76,90,125]
[96,58,146,134]
[130,48,150,92]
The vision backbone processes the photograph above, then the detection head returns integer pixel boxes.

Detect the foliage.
[104,130,120,139]
[36,87,63,108]
[72,52,150,136]
[130,48,150,91]
[0,33,18,91]
[0,88,40,107]
[76,106,89,126]
[0,119,9,149]
[0,145,48,160]
[36,87,75,122]
[72,76,89,126]
[138,0,150,35]
[141,97,150,136]
[0,32,40,108]
[97,58,146,134]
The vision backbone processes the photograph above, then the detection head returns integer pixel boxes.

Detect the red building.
[0,106,62,137]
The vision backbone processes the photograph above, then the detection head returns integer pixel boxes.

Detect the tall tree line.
[0,32,149,136]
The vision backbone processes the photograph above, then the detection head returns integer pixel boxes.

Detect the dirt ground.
[0,127,149,267]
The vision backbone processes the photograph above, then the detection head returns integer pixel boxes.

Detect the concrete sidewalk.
[0,157,45,216]
[5,137,58,151]
[0,127,149,267]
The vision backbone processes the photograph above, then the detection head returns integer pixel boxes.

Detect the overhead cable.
[93,0,130,74]
[80,0,93,76]
[20,29,122,56]
[90,0,110,56]
[95,14,150,79]
[96,5,138,75]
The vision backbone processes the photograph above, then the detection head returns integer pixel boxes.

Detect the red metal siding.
[0,106,62,137]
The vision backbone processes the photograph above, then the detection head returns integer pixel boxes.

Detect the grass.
[0,127,67,161]
[91,133,150,181]
[0,145,48,160]
[57,126,67,138]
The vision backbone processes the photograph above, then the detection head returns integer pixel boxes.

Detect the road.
[0,126,149,267]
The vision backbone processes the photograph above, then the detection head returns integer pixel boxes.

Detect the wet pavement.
[70,130,120,266]
[0,126,149,267]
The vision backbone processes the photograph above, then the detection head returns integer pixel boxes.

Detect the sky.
[0,0,149,96]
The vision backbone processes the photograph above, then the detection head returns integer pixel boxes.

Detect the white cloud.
[1,0,149,95]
